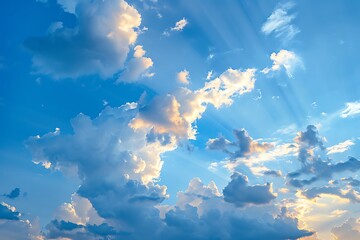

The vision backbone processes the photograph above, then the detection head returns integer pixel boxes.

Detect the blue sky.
[0,0,360,239]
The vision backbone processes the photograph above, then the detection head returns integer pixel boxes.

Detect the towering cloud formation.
[26,67,311,238]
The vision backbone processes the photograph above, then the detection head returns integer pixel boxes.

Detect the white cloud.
[262,49,302,77]
[118,45,154,82]
[261,2,299,41]
[206,70,213,80]
[131,68,256,139]
[25,0,142,79]
[171,18,188,31]
[340,101,360,118]
[177,70,190,85]
[327,140,355,155]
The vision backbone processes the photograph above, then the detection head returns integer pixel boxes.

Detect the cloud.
[223,172,276,207]
[131,68,256,139]
[331,218,360,240]
[161,178,312,240]
[327,140,355,155]
[207,129,274,159]
[286,126,360,188]
[263,170,282,177]
[261,2,299,41]
[262,49,302,77]
[119,45,154,82]
[25,0,142,79]
[302,186,360,203]
[171,18,188,31]
[0,202,41,239]
[27,96,312,239]
[294,124,324,165]
[3,188,21,199]
[0,202,20,220]
[177,70,190,85]
[340,101,360,118]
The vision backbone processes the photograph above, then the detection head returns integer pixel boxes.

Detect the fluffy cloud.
[25,0,142,79]
[131,68,256,139]
[223,172,276,207]
[119,45,154,82]
[27,94,312,239]
[161,178,312,240]
[287,125,360,188]
[177,70,190,85]
[261,2,299,41]
[171,18,188,31]
[340,101,360,118]
[327,140,355,155]
[207,129,274,159]
[262,49,302,77]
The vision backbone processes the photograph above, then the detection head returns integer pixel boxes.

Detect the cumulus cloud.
[262,49,302,77]
[171,18,188,31]
[26,94,313,239]
[177,70,190,85]
[261,2,299,41]
[207,129,274,159]
[131,68,256,139]
[340,101,360,118]
[223,172,276,207]
[25,0,142,79]
[327,140,355,155]
[287,125,360,188]
[119,45,154,82]
[160,177,311,240]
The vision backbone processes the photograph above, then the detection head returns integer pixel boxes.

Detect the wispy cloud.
[261,2,299,41]
[327,140,355,155]
[340,101,360,118]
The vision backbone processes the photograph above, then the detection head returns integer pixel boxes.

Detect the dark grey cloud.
[4,188,20,199]
[263,170,282,177]
[287,125,360,188]
[207,129,273,159]
[287,157,360,188]
[46,220,127,240]
[223,172,276,207]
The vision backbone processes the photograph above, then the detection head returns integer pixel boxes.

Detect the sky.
[0,0,360,239]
